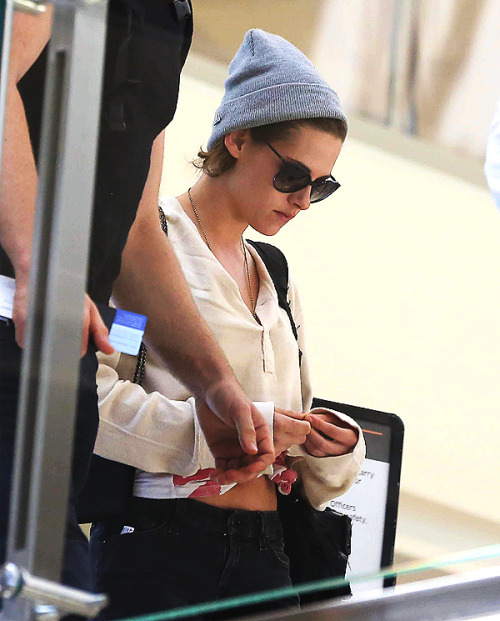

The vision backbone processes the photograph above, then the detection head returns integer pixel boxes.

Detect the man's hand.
[203,378,273,457]
[14,280,113,357]
[303,410,358,457]
[81,294,114,357]
[274,407,311,456]
[196,381,274,484]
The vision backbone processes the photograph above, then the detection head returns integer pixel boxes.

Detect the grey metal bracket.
[2,0,109,618]
[1,563,107,620]
[12,0,48,15]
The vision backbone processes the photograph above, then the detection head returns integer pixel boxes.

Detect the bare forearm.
[113,130,234,398]
[114,225,234,398]
[0,8,52,280]
[0,81,37,280]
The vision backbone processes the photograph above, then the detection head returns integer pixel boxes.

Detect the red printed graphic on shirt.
[168,458,297,499]
[172,469,215,485]
[189,481,222,498]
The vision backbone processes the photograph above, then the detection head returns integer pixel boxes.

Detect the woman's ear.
[224,130,250,159]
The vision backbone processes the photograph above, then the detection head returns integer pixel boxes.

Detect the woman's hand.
[273,408,311,456]
[302,411,358,457]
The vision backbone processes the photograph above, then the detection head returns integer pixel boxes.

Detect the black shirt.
[0,0,192,304]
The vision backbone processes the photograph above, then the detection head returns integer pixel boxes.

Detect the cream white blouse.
[94,196,365,510]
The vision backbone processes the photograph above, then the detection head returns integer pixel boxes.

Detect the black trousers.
[0,320,98,592]
[90,497,300,620]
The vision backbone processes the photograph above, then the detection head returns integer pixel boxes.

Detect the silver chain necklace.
[187,187,258,320]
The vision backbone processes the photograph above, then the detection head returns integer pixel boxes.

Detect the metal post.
[0,0,14,167]
[386,0,413,129]
[3,0,108,618]
[406,0,420,135]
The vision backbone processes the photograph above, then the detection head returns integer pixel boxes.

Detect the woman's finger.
[274,407,307,421]
[307,414,357,448]
[290,418,311,436]
[304,428,344,457]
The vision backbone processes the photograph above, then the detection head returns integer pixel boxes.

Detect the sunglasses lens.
[310,178,341,203]
[274,164,311,193]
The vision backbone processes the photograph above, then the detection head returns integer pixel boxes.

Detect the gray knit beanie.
[207,29,348,150]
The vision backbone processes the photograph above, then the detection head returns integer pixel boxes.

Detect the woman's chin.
[250,222,287,237]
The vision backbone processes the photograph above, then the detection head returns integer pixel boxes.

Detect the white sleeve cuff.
[254,401,275,476]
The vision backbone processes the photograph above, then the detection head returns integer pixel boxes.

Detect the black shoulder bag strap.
[246,239,302,366]
[247,241,351,601]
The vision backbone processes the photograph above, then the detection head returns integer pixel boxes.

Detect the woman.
[91,29,365,619]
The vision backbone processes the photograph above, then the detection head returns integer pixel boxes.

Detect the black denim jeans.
[0,320,98,594]
[90,497,299,620]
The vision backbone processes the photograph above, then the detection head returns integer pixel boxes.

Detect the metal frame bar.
[3,0,107,618]
[0,0,14,166]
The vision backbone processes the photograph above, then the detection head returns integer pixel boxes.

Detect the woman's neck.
[177,174,260,321]
[178,175,247,254]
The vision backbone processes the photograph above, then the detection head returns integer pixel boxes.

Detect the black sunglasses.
[265,142,341,204]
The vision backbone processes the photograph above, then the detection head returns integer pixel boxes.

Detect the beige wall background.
[311,0,500,157]
[160,61,500,565]
[192,0,500,159]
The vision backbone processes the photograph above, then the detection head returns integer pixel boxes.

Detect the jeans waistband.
[130,497,283,539]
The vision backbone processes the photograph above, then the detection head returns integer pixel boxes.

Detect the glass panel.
[110,545,500,621]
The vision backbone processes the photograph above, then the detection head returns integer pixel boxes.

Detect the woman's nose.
[291,186,311,210]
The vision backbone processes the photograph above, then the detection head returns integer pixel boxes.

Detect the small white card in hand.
[0,275,15,319]
[108,308,147,356]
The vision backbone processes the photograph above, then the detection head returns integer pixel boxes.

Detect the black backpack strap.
[247,240,302,365]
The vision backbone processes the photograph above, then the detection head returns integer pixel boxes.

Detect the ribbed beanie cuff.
[207,29,347,150]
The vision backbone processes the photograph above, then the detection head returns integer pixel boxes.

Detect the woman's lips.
[274,210,294,222]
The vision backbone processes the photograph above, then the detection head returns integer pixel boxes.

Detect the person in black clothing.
[0,0,274,594]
